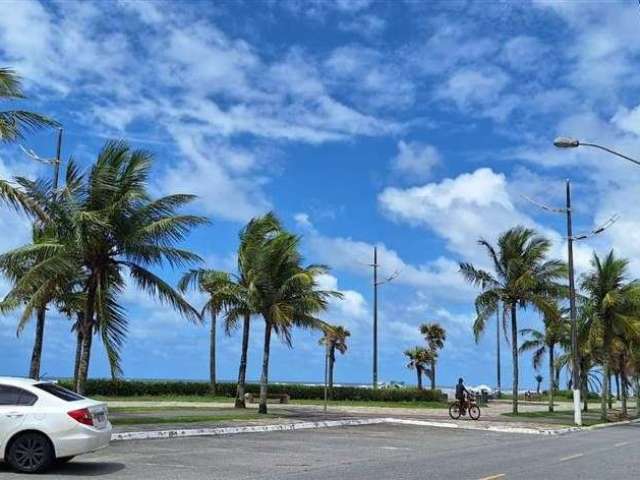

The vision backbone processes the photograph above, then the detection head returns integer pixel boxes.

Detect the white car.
[0,377,111,473]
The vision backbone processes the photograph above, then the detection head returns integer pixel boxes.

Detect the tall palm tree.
[519,311,569,412]
[230,213,282,408]
[404,347,433,390]
[252,230,341,414]
[179,269,242,396]
[460,226,566,414]
[319,324,350,396]
[1,142,206,393]
[420,322,446,390]
[0,67,57,142]
[581,250,640,421]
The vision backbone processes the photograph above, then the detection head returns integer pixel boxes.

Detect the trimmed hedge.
[59,379,445,402]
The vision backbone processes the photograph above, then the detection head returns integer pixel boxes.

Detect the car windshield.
[34,383,85,402]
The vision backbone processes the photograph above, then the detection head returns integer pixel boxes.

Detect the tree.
[252,230,341,414]
[1,142,206,393]
[404,347,433,390]
[218,213,283,408]
[179,269,241,396]
[0,67,57,142]
[319,324,350,397]
[581,251,640,421]
[519,310,569,412]
[460,226,566,414]
[420,322,446,390]
[534,374,543,394]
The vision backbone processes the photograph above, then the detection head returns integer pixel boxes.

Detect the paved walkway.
[107,399,579,433]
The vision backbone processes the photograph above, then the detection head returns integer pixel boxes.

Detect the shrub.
[59,379,445,402]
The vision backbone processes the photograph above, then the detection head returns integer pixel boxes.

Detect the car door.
[0,385,37,450]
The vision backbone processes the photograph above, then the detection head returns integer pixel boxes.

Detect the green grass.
[110,413,269,426]
[290,399,449,409]
[501,409,636,426]
[97,395,233,403]
[100,395,448,410]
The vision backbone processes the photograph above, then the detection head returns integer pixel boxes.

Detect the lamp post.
[521,177,617,426]
[552,136,633,425]
[553,137,640,167]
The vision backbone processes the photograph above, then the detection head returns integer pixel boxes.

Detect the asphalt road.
[1,423,638,479]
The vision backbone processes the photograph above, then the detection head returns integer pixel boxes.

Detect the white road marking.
[559,453,584,462]
[615,441,630,447]
[477,474,505,480]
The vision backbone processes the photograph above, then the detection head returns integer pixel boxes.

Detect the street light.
[553,136,640,167]
[522,181,617,426]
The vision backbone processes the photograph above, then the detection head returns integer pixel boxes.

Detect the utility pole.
[372,247,378,389]
[565,180,582,426]
[496,306,501,397]
[53,128,62,189]
[520,180,617,426]
[369,246,398,389]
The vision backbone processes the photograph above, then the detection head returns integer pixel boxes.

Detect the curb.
[110,415,640,442]
[111,418,387,441]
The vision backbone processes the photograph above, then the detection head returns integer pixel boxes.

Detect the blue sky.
[2,0,640,390]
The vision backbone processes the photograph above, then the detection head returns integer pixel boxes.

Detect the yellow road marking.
[559,453,584,462]
[477,475,506,480]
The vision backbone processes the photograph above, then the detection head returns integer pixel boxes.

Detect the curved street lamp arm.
[580,142,640,167]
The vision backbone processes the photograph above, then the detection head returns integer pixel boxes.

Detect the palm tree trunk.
[548,344,554,412]
[76,281,96,395]
[76,326,93,395]
[608,373,613,409]
[258,322,272,415]
[235,314,250,409]
[621,371,628,417]
[28,307,46,380]
[430,359,436,390]
[73,330,83,385]
[635,376,640,414]
[416,366,423,390]
[328,346,335,399]
[601,366,610,422]
[615,373,621,401]
[209,309,216,396]
[510,303,519,415]
[73,313,84,385]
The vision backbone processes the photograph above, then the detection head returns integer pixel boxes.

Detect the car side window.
[0,385,38,406]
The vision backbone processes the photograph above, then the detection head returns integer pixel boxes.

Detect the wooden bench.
[244,392,290,404]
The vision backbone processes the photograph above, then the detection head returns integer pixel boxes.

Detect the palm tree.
[534,374,543,394]
[179,269,242,396]
[319,324,350,396]
[519,311,569,412]
[405,347,433,390]
[581,251,640,421]
[460,226,566,414]
[229,213,282,408]
[0,67,57,142]
[1,142,206,393]
[420,322,446,390]
[252,230,341,414]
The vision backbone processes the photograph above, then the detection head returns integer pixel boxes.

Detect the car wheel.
[6,432,55,473]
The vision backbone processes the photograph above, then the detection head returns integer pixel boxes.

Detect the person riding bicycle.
[455,378,470,414]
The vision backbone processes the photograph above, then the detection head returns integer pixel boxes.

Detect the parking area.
[1,422,638,479]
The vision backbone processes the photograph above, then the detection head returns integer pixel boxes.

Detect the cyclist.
[455,377,470,415]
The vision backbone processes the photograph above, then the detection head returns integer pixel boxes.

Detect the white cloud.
[379,168,528,258]
[391,140,440,180]
[316,273,367,321]
[295,213,476,303]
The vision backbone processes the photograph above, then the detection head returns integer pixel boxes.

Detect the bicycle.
[449,395,481,420]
